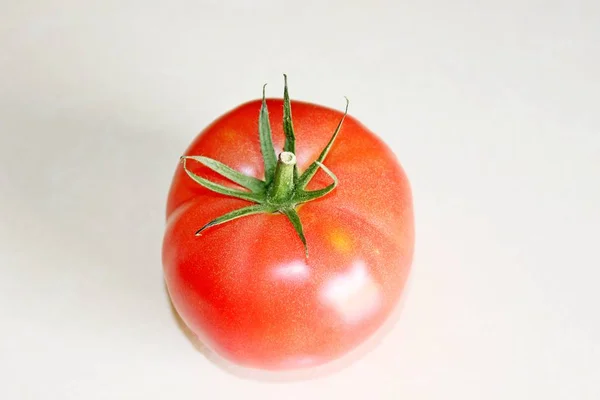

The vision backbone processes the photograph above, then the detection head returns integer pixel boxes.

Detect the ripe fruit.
[163,76,414,371]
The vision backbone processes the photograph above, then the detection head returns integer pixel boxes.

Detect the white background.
[1,1,599,399]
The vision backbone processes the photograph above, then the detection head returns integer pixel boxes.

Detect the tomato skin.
[163,99,414,371]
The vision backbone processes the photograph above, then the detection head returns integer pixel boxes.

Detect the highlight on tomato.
[162,76,414,374]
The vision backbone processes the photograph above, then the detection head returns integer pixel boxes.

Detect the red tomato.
[163,82,414,371]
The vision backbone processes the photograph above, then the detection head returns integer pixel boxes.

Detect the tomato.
[162,77,414,372]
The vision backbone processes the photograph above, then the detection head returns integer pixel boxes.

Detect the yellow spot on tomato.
[221,130,237,142]
[329,228,353,253]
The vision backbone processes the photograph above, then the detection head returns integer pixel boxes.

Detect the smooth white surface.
[1,1,599,398]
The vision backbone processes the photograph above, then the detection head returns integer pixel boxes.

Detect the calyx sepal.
[180,76,349,257]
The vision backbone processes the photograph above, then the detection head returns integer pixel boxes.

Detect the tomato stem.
[179,76,349,258]
[268,151,296,203]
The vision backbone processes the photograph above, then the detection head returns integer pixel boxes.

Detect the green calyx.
[180,75,349,257]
